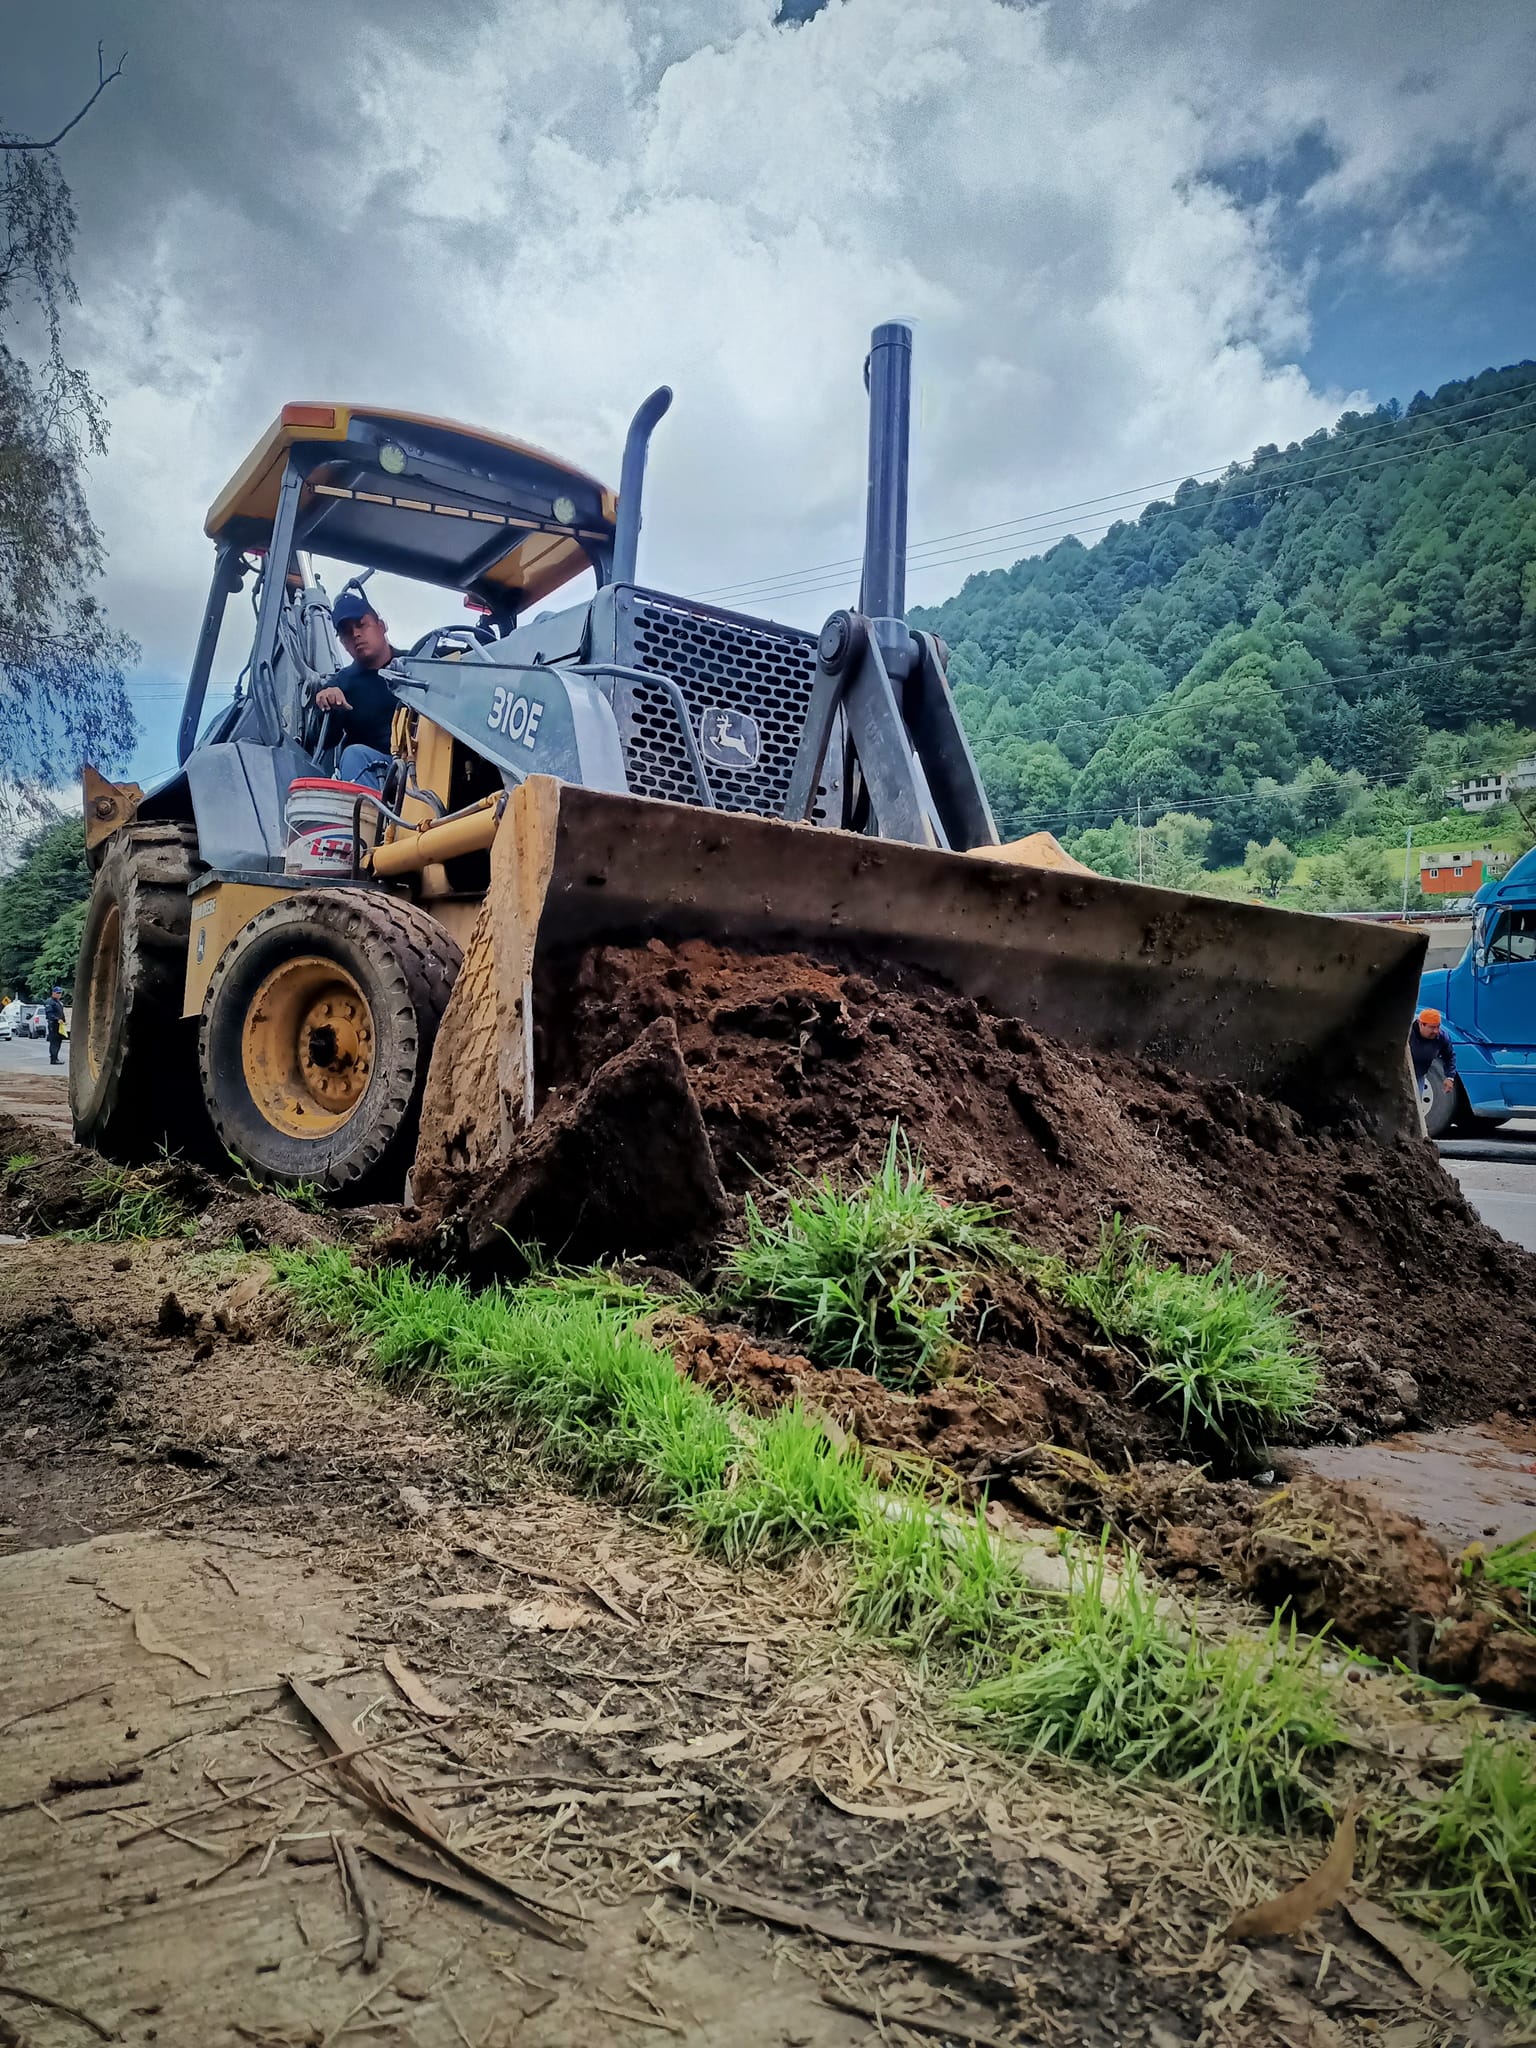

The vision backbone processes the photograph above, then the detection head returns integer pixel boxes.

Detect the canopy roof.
[205,404,617,611]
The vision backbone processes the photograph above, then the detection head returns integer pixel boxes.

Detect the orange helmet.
[1418,1007,1442,1031]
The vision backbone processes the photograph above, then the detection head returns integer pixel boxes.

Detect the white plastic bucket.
[284,778,381,878]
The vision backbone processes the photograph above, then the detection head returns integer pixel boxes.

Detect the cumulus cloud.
[7,0,1531,732]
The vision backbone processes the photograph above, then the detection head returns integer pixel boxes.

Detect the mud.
[521,938,1536,1458]
[0,1109,377,1253]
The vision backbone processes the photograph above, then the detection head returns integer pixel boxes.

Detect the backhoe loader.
[71,325,1426,1201]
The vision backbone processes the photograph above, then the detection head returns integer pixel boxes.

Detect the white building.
[1448,757,1536,811]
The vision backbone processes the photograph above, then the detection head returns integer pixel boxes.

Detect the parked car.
[17,1003,48,1040]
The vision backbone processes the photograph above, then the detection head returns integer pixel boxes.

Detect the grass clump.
[227,1152,328,1210]
[690,1403,869,1562]
[1032,1217,1318,1449]
[849,1496,1037,1669]
[1479,1531,1536,1620]
[722,1124,1021,1389]
[1395,1740,1536,2012]
[955,1545,1339,1830]
[75,1166,193,1242]
[5,1151,37,1175]
[276,1251,867,1559]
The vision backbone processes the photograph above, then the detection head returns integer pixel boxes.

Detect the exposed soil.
[4,1185,1435,2048]
[502,937,1536,1464]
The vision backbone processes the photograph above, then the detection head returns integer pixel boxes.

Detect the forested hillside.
[913,363,1536,898]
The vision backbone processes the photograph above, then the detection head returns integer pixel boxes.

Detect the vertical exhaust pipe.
[612,385,673,586]
[861,321,913,628]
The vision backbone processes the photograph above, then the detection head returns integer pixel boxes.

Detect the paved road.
[0,1032,71,1136]
[1443,1150,1536,1251]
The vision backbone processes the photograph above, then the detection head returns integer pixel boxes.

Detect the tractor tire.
[197,889,461,1198]
[70,822,207,1161]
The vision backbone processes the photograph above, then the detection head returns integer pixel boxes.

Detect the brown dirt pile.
[0,1110,370,1253]
[510,937,1535,1455]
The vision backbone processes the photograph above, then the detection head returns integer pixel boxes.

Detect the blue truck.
[1417,843,1536,1137]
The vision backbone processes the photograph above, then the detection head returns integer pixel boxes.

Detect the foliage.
[955,1545,1340,1829]
[0,816,89,995]
[1395,1740,1536,2012]
[1,113,137,814]
[721,1125,1022,1389]
[918,366,1536,873]
[849,1495,1037,1670]
[1478,1530,1536,1618]
[29,896,87,996]
[73,1165,192,1241]
[688,1402,870,1562]
[1030,1218,1318,1449]
[1243,836,1297,897]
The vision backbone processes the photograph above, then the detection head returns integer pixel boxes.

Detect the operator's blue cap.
[332,588,376,627]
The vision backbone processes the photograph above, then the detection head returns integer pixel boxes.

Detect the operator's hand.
[1444,1077,1454,1094]
[314,685,352,712]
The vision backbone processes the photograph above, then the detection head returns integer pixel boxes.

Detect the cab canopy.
[205,403,616,613]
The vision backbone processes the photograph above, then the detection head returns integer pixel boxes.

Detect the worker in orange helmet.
[1409,1007,1456,1132]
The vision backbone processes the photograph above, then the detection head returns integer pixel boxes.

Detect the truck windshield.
[1485,907,1536,963]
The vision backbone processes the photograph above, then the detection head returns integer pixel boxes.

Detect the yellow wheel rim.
[240,954,376,1139]
[85,902,121,1084]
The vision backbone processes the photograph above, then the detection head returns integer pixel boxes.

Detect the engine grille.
[615,591,836,824]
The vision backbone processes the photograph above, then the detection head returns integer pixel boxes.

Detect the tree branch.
[0,41,126,152]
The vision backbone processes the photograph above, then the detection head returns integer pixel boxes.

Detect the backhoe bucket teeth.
[413,777,1426,1202]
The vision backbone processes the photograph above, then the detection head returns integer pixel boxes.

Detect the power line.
[696,379,1536,611]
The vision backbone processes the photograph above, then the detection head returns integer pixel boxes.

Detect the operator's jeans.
[339,744,393,792]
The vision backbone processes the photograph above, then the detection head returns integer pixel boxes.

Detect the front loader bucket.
[414,777,1426,1200]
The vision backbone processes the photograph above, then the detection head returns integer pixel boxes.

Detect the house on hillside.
[1419,845,1516,895]
[1448,757,1536,811]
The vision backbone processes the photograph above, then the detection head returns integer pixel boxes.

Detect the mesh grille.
[616,592,833,822]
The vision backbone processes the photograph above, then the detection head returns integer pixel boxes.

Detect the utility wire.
[717,401,1536,613]
[696,379,1536,609]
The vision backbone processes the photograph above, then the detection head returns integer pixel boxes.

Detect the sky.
[5,0,1535,786]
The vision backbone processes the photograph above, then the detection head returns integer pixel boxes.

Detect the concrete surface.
[1439,1113,1536,1250]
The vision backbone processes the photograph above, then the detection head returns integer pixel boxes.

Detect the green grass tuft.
[722,1124,1021,1389]
[955,1544,1339,1830]
[1031,1217,1318,1448]
[848,1495,1037,1669]
[5,1152,38,1175]
[689,1403,869,1562]
[1479,1531,1536,1620]
[1396,1739,1536,2012]
[74,1166,193,1242]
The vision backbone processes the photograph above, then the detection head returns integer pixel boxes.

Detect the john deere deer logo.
[699,706,761,770]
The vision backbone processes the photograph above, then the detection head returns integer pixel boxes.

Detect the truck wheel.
[1421,1057,1456,1139]
[70,823,206,1160]
[198,890,461,1197]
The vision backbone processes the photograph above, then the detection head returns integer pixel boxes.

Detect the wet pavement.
[1442,1138,1536,1251]
[1291,1417,1536,1552]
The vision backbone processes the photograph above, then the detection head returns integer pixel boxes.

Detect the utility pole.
[1136,797,1144,883]
[1401,824,1413,917]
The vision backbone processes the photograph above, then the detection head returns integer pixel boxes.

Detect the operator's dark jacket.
[1410,1025,1456,1082]
[43,995,65,1039]
[331,657,398,755]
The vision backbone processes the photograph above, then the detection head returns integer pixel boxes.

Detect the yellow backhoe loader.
[72,325,1425,1204]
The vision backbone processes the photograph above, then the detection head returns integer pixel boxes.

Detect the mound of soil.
[475,938,1536,1464]
[0,1110,377,1253]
